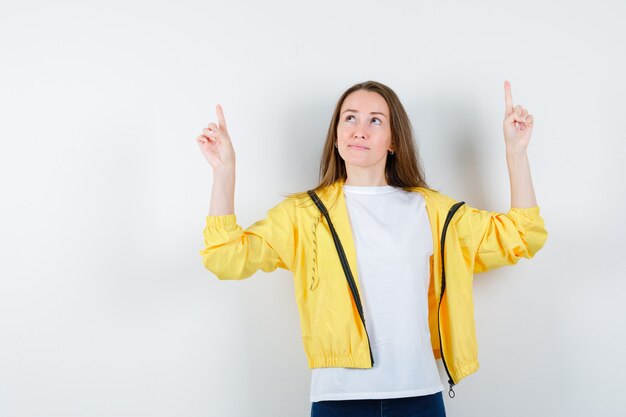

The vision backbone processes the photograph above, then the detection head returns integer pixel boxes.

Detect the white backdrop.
[2,1,625,416]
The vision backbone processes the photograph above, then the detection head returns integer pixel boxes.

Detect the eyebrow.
[341,109,388,119]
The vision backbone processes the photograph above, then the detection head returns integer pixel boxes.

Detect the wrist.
[213,165,236,178]
[506,147,528,160]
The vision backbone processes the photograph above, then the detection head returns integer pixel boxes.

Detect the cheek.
[383,130,393,146]
[374,128,392,144]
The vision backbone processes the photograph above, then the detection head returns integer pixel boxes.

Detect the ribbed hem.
[449,359,480,385]
[308,354,373,369]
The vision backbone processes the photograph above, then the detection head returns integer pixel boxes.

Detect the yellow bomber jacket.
[199,179,548,392]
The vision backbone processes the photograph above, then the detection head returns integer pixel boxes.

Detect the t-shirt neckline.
[342,184,398,195]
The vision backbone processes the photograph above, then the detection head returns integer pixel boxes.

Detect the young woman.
[196,80,547,417]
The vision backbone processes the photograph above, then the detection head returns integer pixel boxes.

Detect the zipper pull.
[448,380,456,398]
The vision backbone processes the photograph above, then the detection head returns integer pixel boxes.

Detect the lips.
[349,145,369,150]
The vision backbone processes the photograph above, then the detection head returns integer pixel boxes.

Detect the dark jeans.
[311,391,446,417]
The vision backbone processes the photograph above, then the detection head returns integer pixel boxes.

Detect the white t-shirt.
[310,184,443,402]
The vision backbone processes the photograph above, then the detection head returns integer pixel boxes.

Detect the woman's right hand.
[196,104,236,172]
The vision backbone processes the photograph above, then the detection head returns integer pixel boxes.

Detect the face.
[336,89,393,172]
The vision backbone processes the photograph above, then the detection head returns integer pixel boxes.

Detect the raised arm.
[196,105,295,280]
[196,104,236,216]
[461,81,547,273]
[503,80,537,209]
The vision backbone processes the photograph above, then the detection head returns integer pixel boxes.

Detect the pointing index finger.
[504,80,514,115]
[216,104,228,132]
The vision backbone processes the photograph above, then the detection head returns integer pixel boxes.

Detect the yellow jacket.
[199,179,548,395]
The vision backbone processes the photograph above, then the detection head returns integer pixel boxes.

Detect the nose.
[350,118,369,137]
[353,126,367,139]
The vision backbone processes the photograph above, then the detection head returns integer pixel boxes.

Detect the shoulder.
[405,186,461,210]
[280,182,341,211]
[269,189,320,221]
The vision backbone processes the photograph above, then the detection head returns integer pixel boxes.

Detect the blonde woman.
[196,80,547,417]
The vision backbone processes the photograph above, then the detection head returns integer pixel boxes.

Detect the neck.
[344,166,388,186]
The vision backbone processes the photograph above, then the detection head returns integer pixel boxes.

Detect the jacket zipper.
[438,201,465,398]
[307,190,375,367]
[332,228,375,366]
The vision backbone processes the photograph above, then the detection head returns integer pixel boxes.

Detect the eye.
[371,117,382,125]
[344,115,355,122]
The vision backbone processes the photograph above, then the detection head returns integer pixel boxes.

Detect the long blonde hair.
[285,80,434,204]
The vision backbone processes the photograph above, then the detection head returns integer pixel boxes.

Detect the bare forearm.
[506,149,537,208]
[209,167,236,216]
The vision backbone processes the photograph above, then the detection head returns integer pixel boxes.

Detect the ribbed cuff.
[508,205,540,219]
[205,214,237,227]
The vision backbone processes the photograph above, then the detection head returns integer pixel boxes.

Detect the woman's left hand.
[503,80,533,153]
